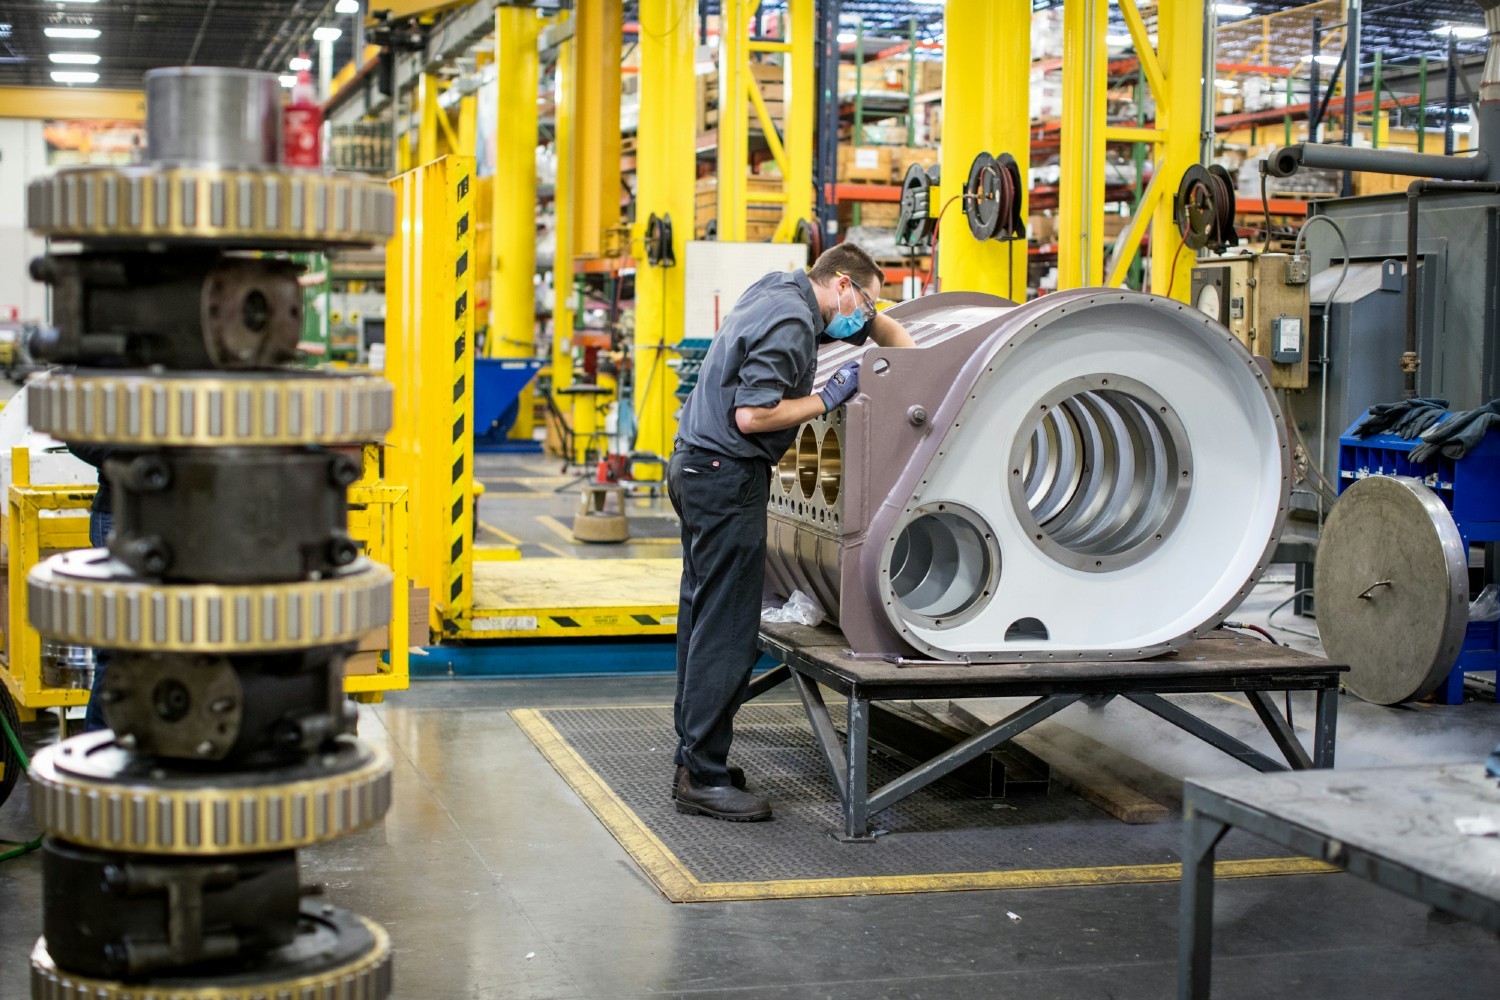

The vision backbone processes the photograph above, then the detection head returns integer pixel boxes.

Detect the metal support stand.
[756,622,1345,840]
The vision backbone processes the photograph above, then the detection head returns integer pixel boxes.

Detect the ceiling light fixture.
[335,0,361,12]
[279,74,298,88]
[1216,3,1253,15]
[49,52,101,64]
[1433,24,1486,38]
[312,26,342,42]
[290,56,312,71]
[51,70,99,83]
[44,27,101,39]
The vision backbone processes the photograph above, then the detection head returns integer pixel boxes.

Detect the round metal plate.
[28,551,392,653]
[29,731,392,854]
[27,370,393,446]
[27,164,395,249]
[31,906,391,999]
[1315,475,1468,705]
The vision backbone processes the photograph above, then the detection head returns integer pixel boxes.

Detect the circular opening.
[1011,375,1191,570]
[796,425,818,500]
[889,508,997,623]
[777,441,798,495]
[819,429,841,505]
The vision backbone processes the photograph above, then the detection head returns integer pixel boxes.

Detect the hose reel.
[964,151,1026,243]
[896,162,939,250]
[644,212,676,266]
[1175,164,1239,252]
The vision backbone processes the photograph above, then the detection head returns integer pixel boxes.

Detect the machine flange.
[27,371,394,447]
[29,731,392,854]
[1314,475,1469,704]
[26,164,396,249]
[30,905,392,1000]
[28,551,392,653]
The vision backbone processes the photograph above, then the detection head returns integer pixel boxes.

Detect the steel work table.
[1180,763,1500,998]
[752,621,1346,840]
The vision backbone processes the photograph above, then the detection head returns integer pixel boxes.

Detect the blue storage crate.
[1338,413,1500,702]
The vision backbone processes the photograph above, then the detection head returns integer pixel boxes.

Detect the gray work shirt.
[675,269,825,463]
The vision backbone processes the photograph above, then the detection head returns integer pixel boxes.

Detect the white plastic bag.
[760,589,826,627]
[1470,584,1500,623]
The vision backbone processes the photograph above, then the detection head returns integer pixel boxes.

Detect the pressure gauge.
[1195,283,1221,320]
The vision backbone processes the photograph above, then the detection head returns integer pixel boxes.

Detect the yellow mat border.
[510,707,1337,903]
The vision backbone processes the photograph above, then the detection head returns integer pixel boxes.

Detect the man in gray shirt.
[669,243,914,822]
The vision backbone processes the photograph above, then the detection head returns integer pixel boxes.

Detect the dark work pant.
[82,509,113,734]
[667,446,771,786]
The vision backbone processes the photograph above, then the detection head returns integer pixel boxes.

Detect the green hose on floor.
[0,706,41,863]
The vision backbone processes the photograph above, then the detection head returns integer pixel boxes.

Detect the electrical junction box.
[1188,251,1310,390]
[1272,315,1303,364]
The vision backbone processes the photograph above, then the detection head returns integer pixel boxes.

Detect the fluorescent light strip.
[290,56,312,71]
[44,27,101,39]
[49,52,101,64]
[51,70,99,83]
[280,74,298,88]
[312,26,342,42]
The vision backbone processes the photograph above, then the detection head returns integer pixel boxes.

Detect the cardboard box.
[357,624,390,653]
[409,586,431,646]
[890,146,939,182]
[344,651,382,677]
[1102,213,1130,239]
[838,200,901,229]
[1029,213,1058,244]
[695,176,785,235]
[837,145,892,183]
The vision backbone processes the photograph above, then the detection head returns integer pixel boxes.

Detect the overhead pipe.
[1264,141,1492,181]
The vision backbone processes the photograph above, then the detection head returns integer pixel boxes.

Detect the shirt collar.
[792,269,826,336]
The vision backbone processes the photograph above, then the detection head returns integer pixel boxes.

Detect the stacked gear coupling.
[22,68,397,998]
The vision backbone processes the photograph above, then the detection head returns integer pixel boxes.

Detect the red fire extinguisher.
[284,56,322,168]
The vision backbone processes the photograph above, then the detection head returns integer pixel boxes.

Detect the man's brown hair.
[808,242,884,292]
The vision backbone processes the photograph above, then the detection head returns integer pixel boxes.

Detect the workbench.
[1179,763,1500,999]
[752,621,1346,840]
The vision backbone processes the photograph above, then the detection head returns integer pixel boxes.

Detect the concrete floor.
[4,664,1499,998]
[2,449,1498,996]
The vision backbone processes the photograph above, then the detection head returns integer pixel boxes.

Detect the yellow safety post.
[457,91,477,158]
[574,0,623,258]
[494,6,543,440]
[1058,0,1107,288]
[385,155,477,633]
[938,0,1030,298]
[1149,0,1205,299]
[716,0,812,243]
[633,0,697,479]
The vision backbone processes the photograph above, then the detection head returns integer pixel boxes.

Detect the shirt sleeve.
[733,319,811,409]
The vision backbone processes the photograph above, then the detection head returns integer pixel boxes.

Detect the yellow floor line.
[535,514,577,543]
[538,542,572,559]
[510,708,1336,904]
[477,521,522,546]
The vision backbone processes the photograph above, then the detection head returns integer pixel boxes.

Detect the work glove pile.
[1353,397,1448,439]
[1411,399,1500,464]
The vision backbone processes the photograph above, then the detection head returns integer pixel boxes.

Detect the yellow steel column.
[457,92,477,158]
[1150,0,1204,298]
[494,6,542,439]
[1059,0,1106,288]
[634,0,697,478]
[553,35,596,462]
[778,0,815,240]
[574,0,623,257]
[717,0,750,242]
[938,0,1030,298]
[417,72,441,165]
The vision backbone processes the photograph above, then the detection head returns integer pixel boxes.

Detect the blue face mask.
[823,286,870,341]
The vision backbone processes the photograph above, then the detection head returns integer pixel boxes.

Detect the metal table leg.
[843,693,872,841]
[791,672,848,808]
[1313,686,1338,768]
[1244,691,1313,769]
[746,663,791,701]
[1179,792,1230,1000]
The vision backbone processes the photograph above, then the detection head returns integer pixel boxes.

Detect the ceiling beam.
[0,86,146,120]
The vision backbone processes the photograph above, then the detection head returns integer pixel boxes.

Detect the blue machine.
[1338,415,1500,703]
[474,357,543,453]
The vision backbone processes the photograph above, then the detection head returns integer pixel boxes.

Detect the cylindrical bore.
[888,504,999,626]
[145,68,283,166]
[819,428,842,505]
[796,425,818,500]
[1010,374,1192,572]
[777,442,799,495]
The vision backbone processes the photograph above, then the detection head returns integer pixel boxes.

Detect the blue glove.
[817,361,861,413]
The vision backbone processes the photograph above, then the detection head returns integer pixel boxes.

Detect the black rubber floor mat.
[512,702,1331,901]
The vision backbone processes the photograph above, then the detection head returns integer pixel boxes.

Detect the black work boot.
[670,763,745,798]
[673,769,772,822]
